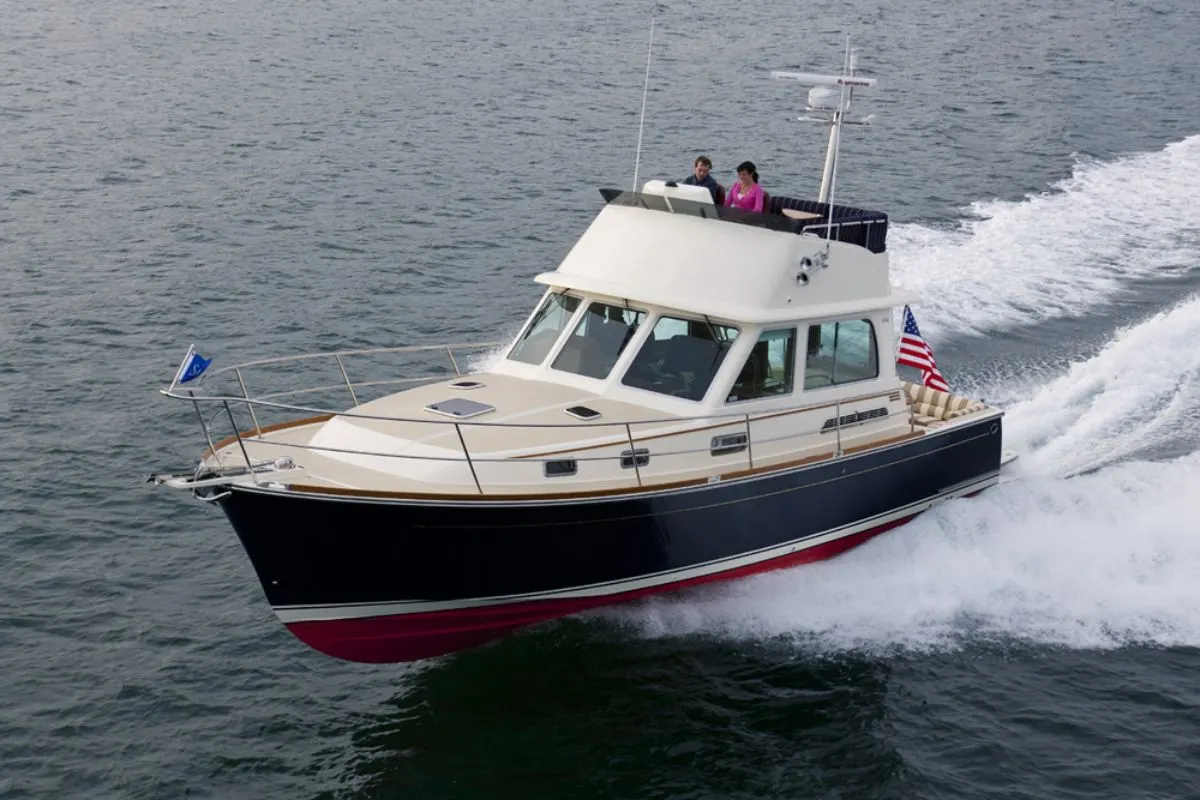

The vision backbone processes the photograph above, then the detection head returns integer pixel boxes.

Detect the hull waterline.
[283,519,909,663]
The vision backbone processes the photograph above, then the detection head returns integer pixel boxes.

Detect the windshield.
[622,316,739,401]
[507,293,581,365]
[552,302,646,379]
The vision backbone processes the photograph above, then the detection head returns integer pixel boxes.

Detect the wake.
[610,455,1200,653]
[889,135,1200,338]
[608,140,1200,653]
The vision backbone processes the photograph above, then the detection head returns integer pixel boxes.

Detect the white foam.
[891,135,1200,337]
[604,453,1200,653]
[1001,293,1200,476]
[463,340,513,373]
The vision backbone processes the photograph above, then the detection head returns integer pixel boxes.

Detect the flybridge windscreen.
[598,188,721,219]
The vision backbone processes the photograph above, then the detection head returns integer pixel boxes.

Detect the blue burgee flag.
[173,344,212,387]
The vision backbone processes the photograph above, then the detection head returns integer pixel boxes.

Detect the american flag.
[897,305,949,392]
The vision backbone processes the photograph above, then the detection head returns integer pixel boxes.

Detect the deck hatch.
[423,397,496,419]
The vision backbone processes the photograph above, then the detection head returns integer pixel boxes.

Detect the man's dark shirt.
[682,173,721,203]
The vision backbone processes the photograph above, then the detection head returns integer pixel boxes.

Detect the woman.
[724,160,764,212]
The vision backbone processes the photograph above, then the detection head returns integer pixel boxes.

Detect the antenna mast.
[631,12,656,192]
[770,43,877,205]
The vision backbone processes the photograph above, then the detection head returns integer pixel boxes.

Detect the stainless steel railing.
[162,341,912,493]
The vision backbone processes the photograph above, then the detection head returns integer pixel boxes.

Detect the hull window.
[508,293,581,365]
[544,459,578,477]
[711,433,749,456]
[620,448,651,469]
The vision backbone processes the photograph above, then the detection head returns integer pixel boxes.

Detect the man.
[681,155,722,204]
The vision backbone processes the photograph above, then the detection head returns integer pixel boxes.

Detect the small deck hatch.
[424,397,496,419]
[449,380,485,390]
[564,405,601,421]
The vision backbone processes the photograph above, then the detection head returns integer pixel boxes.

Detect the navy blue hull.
[219,417,1002,610]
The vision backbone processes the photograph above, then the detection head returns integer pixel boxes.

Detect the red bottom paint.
[285,516,916,663]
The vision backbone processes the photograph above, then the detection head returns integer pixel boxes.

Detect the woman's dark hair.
[736,160,759,183]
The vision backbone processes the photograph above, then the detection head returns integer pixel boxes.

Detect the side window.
[507,293,581,365]
[728,328,795,402]
[622,316,739,401]
[552,302,646,379]
[804,319,878,389]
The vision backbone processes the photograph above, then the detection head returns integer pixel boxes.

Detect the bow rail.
[156,340,925,496]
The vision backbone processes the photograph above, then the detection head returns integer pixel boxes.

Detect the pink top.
[725,181,763,212]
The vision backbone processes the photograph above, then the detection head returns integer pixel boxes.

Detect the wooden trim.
[715,449,836,481]
[845,430,923,454]
[285,474,715,502]
[512,388,901,460]
[279,428,925,503]
[204,414,334,458]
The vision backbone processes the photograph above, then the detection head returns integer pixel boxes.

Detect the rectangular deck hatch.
[424,397,496,419]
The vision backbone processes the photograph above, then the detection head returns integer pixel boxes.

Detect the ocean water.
[2,0,1199,797]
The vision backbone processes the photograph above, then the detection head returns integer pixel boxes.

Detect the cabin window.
[507,293,581,365]
[804,319,879,389]
[728,328,796,402]
[551,302,646,379]
[621,316,739,401]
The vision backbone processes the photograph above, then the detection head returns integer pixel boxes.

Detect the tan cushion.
[912,401,941,419]
[906,382,986,421]
[907,383,949,409]
[945,395,973,413]
[943,402,988,420]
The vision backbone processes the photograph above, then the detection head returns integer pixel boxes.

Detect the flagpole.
[169,343,197,393]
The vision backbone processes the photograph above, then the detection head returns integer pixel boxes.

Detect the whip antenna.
[631,11,656,192]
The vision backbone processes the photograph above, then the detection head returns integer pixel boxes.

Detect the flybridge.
[602,46,890,253]
[598,187,889,255]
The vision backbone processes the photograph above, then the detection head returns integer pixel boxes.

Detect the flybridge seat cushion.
[904,382,988,427]
[767,195,889,254]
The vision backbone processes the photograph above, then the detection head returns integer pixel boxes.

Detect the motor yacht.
[154,59,1011,663]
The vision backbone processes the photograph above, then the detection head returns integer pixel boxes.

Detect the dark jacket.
[682,173,721,203]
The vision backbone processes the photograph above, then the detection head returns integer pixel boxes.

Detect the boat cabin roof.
[534,185,913,326]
